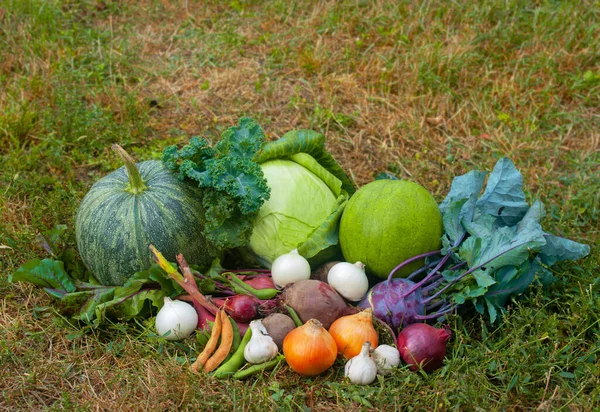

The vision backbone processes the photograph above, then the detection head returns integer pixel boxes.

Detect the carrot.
[191,309,223,372]
[203,310,234,373]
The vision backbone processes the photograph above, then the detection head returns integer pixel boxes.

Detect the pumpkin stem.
[112,144,147,194]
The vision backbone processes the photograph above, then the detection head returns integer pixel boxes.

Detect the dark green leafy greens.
[162,118,270,250]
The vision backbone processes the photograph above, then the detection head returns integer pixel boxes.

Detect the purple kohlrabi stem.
[423,239,533,304]
[407,258,443,281]
[386,250,441,283]
[414,303,456,320]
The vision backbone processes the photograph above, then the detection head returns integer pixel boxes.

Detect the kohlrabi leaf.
[475,157,529,226]
[439,170,487,245]
[538,234,591,266]
[485,260,539,308]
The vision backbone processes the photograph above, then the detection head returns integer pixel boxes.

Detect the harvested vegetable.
[191,308,223,372]
[204,310,234,373]
[261,313,296,350]
[244,320,278,364]
[268,279,350,329]
[371,345,401,375]
[360,158,591,327]
[397,323,451,373]
[76,145,217,286]
[212,295,260,323]
[339,179,443,279]
[344,341,378,385]
[283,319,338,376]
[162,118,355,268]
[155,297,198,341]
[233,355,285,380]
[213,327,253,379]
[271,249,311,288]
[311,261,341,283]
[327,261,369,302]
[329,308,378,359]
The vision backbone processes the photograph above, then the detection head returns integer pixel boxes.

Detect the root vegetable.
[281,279,351,329]
[261,313,296,350]
[397,323,451,373]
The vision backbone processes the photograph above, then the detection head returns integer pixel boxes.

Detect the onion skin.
[329,309,379,359]
[283,319,338,376]
[397,323,451,373]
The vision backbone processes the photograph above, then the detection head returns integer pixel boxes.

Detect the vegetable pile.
[9,117,591,383]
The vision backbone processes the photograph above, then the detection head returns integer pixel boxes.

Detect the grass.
[1,0,598,410]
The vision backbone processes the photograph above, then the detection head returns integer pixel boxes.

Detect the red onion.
[397,323,451,373]
[213,295,259,323]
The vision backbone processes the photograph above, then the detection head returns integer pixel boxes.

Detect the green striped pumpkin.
[76,145,216,286]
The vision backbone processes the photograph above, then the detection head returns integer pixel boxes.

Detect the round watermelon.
[76,146,216,286]
[339,179,443,279]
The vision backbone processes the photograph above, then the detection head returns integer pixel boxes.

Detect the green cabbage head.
[249,131,355,267]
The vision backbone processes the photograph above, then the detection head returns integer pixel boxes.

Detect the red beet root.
[397,323,451,373]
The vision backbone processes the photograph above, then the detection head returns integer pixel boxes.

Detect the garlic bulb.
[244,320,279,364]
[155,297,198,341]
[344,341,378,385]
[371,344,400,375]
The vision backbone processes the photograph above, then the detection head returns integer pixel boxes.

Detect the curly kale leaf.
[162,117,270,250]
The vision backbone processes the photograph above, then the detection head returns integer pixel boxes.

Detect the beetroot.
[397,323,451,373]
[259,279,350,329]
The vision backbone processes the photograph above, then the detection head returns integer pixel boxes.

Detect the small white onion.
[327,261,369,301]
[271,249,311,288]
[155,297,198,341]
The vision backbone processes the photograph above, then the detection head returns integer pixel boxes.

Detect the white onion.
[271,249,311,288]
[327,261,369,301]
[155,297,198,341]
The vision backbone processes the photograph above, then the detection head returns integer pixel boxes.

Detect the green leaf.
[439,170,486,245]
[9,258,76,293]
[475,157,529,226]
[485,261,539,307]
[255,128,355,195]
[538,234,590,266]
[472,269,496,288]
[290,153,343,197]
[485,298,498,324]
[36,224,68,256]
[297,194,348,264]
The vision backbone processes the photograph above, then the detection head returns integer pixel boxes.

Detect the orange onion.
[329,308,379,358]
[283,319,338,376]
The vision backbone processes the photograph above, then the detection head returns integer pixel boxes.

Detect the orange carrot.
[203,310,234,373]
[191,309,222,372]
